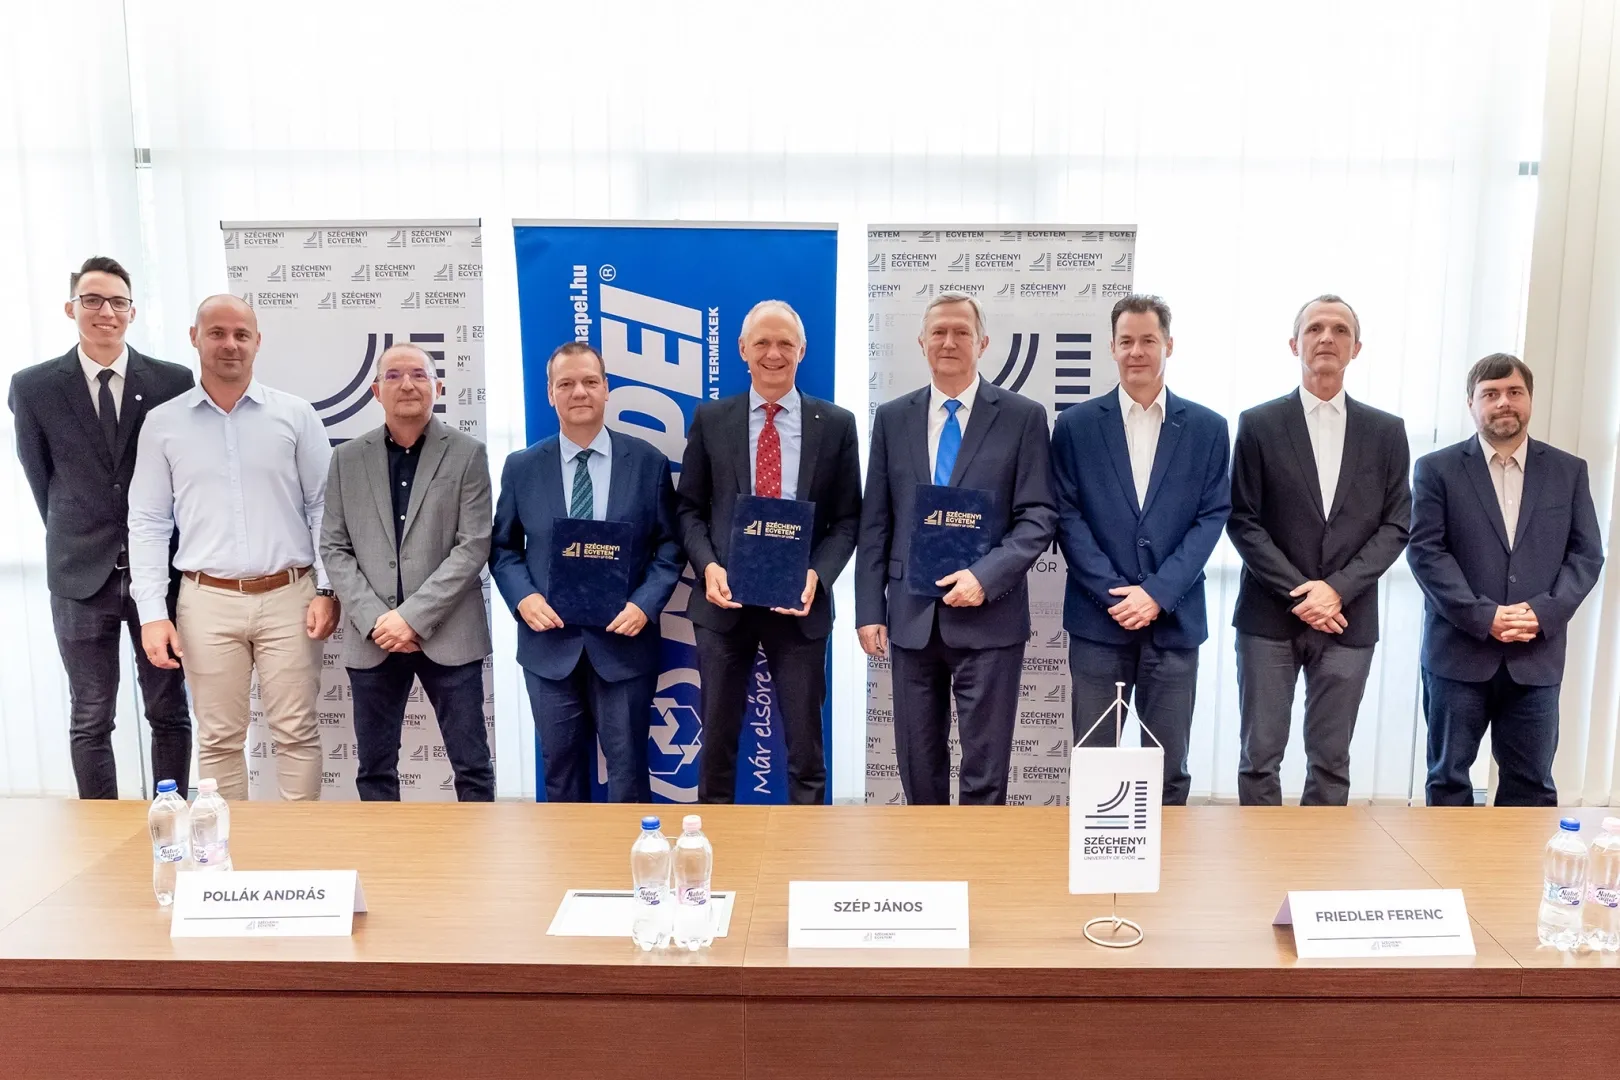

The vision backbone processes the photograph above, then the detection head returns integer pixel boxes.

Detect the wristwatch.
[315,588,336,598]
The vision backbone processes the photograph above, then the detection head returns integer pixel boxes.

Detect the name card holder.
[171,870,367,938]
[788,880,969,949]
[1273,889,1476,958]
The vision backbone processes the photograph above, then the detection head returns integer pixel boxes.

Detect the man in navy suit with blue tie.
[1408,353,1603,805]
[1050,295,1230,804]
[491,342,682,802]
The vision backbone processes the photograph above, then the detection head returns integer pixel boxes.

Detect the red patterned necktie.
[756,402,783,498]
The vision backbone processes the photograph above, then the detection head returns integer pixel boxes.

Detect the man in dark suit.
[1050,295,1230,805]
[856,292,1058,806]
[1228,294,1411,806]
[1408,354,1604,806]
[8,256,194,798]
[676,300,861,805]
[492,342,682,802]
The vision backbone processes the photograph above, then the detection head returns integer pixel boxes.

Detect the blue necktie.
[570,448,594,519]
[934,399,962,486]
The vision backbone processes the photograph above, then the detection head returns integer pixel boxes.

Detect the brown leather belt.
[185,566,311,594]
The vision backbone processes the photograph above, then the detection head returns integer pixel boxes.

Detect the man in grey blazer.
[320,343,494,801]
[856,293,1058,805]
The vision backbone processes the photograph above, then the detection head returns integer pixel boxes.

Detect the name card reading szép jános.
[788,880,968,949]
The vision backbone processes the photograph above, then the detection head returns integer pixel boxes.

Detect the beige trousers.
[176,574,322,801]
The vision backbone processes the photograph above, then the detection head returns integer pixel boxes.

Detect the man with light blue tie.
[491,342,682,802]
[856,293,1057,805]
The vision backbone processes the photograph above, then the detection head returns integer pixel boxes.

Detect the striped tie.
[570,448,594,519]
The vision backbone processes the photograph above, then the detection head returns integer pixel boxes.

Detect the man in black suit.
[1227,294,1411,805]
[677,300,862,805]
[9,256,195,798]
[856,293,1058,806]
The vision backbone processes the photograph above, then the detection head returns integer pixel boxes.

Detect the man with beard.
[1407,353,1603,805]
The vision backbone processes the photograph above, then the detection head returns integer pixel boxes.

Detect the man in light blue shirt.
[129,294,338,801]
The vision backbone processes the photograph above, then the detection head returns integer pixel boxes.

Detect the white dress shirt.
[1300,384,1347,513]
[927,374,981,481]
[559,425,614,520]
[1479,433,1528,548]
[128,379,332,623]
[1118,382,1167,507]
[748,386,802,500]
[78,344,129,419]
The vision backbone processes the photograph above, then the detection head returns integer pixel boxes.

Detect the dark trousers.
[1423,662,1560,807]
[890,617,1024,806]
[1235,630,1374,806]
[524,655,655,803]
[695,609,827,804]
[347,651,493,802]
[50,569,191,799]
[1069,636,1198,806]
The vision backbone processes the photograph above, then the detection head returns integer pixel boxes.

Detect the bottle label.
[194,842,228,867]
[679,886,710,907]
[635,885,662,906]
[153,843,184,864]
[1544,881,1582,906]
[1590,885,1620,909]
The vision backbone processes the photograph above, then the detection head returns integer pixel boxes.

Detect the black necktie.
[96,369,118,452]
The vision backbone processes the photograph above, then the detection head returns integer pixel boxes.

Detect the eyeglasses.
[75,294,133,313]
[380,369,434,384]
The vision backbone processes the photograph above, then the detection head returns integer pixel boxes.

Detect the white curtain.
[1525,0,1620,806]
[6,0,1598,804]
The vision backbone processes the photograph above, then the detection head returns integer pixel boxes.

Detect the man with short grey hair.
[1227,294,1411,805]
[320,342,494,801]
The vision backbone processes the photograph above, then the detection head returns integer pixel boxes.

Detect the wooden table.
[0,802,1614,1080]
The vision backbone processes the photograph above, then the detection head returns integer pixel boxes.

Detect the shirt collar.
[1117,382,1167,417]
[930,373,981,414]
[750,386,800,415]
[186,377,266,412]
[560,424,613,463]
[78,344,129,383]
[1301,384,1346,414]
[1478,433,1528,469]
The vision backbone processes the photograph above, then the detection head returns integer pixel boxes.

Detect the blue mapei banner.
[512,221,838,804]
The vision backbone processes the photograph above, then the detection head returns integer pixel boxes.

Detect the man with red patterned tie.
[676,300,862,804]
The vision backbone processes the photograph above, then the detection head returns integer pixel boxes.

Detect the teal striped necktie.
[570,448,594,519]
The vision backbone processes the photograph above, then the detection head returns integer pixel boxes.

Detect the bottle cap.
[1559,817,1581,832]
[640,815,661,831]
[683,814,702,832]
[199,779,219,795]
[155,779,177,794]
[1602,817,1620,835]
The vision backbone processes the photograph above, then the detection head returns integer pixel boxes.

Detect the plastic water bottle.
[189,778,233,873]
[1537,816,1588,950]
[1581,817,1620,952]
[148,780,189,906]
[671,814,715,951]
[630,815,672,951]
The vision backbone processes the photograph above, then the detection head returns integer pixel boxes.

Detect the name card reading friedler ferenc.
[1273,889,1475,959]
[171,870,368,938]
[787,881,969,949]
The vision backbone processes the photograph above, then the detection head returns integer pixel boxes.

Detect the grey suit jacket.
[320,418,493,669]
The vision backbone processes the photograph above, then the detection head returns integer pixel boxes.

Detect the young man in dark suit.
[8,256,195,798]
[856,292,1058,806]
[1050,295,1230,805]
[491,342,682,803]
[1227,294,1411,806]
[1408,354,1603,805]
[676,300,862,805]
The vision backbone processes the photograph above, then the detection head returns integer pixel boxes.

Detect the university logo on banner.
[512,221,838,804]
[220,220,491,801]
[864,225,1137,806]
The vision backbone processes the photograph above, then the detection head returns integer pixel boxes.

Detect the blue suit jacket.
[490,428,682,682]
[1408,435,1604,686]
[855,380,1058,651]
[1051,389,1231,649]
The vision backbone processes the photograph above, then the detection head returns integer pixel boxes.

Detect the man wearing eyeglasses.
[8,256,195,799]
[318,343,495,801]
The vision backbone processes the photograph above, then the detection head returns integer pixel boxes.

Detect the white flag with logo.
[1068,746,1162,894]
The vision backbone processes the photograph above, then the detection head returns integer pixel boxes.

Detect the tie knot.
[575,447,593,461]
[763,401,782,422]
[944,399,961,417]
[97,369,115,385]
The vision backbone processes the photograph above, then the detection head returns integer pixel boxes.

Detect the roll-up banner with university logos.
[865,226,1137,806]
[511,220,838,804]
[220,220,493,801]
